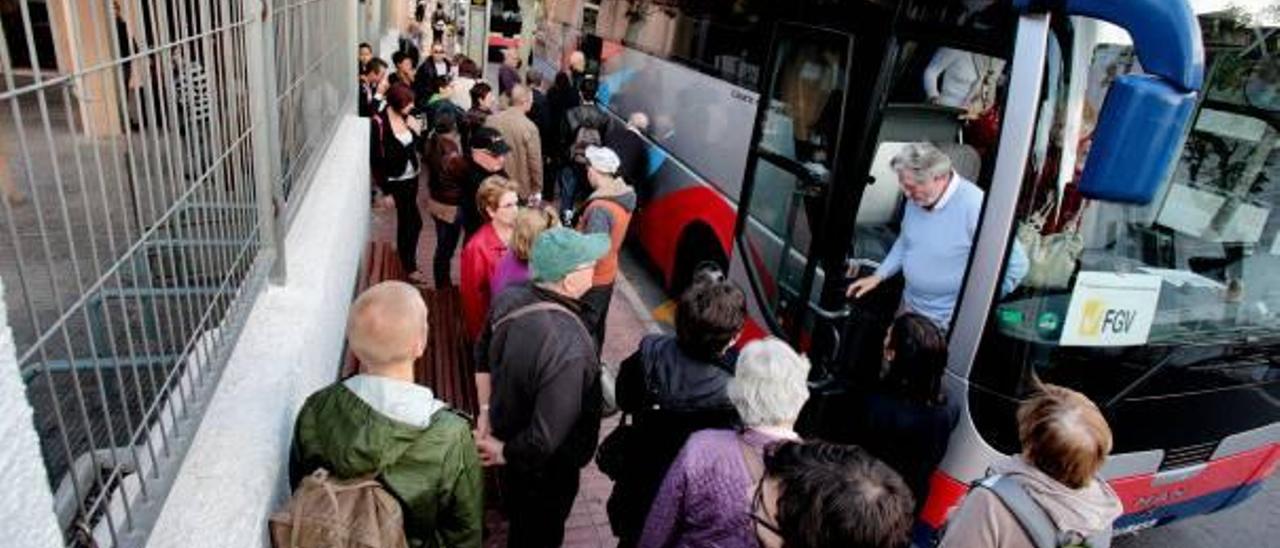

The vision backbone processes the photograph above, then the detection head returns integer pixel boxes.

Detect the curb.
[614,269,664,336]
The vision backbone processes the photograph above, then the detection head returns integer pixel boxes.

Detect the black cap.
[470,127,511,155]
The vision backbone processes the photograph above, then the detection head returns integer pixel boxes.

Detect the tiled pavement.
[371,181,650,548]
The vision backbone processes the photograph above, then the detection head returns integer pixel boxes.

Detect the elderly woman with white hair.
[638,338,810,548]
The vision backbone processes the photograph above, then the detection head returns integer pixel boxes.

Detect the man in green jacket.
[291,281,483,547]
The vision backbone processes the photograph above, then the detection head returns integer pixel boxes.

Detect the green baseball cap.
[531,227,610,282]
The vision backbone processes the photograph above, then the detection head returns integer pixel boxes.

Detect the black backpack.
[569,123,603,165]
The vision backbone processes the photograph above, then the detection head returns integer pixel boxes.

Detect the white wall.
[146,115,370,548]
[0,278,64,547]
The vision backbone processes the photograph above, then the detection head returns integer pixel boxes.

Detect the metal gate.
[0,0,354,545]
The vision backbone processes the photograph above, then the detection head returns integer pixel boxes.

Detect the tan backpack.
[269,468,408,548]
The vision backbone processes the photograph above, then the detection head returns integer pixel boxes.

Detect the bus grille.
[1160,441,1220,471]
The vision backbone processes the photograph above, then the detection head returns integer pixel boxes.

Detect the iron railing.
[0,0,354,545]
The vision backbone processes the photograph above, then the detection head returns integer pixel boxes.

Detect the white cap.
[584,145,621,176]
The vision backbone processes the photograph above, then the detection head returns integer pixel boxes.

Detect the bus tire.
[671,223,727,295]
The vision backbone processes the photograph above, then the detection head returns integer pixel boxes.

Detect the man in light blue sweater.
[847,142,1027,327]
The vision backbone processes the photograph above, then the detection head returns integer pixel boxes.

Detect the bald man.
[290,281,483,547]
[568,50,587,92]
[486,84,544,202]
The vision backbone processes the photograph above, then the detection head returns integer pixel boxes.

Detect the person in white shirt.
[922,47,1004,112]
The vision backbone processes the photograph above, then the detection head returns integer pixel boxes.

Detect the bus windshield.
[969,18,1280,457]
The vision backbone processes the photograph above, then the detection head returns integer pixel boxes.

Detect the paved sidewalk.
[371,189,654,548]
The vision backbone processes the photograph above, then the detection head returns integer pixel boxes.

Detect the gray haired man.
[846,142,1027,327]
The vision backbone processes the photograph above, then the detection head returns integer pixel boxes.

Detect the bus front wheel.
[670,223,728,295]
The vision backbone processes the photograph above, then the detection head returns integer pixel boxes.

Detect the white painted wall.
[0,278,64,547]
[146,115,370,548]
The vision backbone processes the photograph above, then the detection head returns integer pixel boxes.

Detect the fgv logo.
[1078,299,1140,336]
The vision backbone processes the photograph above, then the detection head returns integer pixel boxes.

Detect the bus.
[533,0,1279,539]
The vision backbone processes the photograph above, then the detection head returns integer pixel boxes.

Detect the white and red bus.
[534,0,1278,539]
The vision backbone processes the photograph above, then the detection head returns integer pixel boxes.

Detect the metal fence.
[0,0,354,545]
[274,0,351,213]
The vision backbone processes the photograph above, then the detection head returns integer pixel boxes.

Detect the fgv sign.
[1060,273,1162,347]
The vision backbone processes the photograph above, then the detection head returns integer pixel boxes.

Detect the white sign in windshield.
[1060,272,1163,347]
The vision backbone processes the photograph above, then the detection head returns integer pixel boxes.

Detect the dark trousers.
[556,164,588,220]
[432,214,462,286]
[382,178,422,273]
[580,284,614,354]
[461,197,482,242]
[502,462,581,548]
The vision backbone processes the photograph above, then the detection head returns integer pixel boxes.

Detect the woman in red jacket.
[461,176,519,341]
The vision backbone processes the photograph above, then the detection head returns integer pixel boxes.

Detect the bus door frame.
[731,21,862,374]
[935,13,1053,485]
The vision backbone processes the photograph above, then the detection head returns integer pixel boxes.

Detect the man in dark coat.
[474,228,610,548]
[414,41,453,110]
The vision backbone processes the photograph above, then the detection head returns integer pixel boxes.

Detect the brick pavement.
[371,183,650,548]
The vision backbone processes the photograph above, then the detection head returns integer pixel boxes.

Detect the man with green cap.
[474,227,610,548]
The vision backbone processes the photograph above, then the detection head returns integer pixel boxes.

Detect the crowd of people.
[277,37,1125,548]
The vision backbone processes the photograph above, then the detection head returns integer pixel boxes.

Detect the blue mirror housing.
[1077,75,1197,204]
[1015,0,1204,205]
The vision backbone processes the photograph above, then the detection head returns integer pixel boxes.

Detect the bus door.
[730,23,858,373]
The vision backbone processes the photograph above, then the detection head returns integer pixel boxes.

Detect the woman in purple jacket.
[638,338,811,548]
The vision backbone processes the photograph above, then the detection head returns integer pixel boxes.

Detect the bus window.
[969,19,1280,459]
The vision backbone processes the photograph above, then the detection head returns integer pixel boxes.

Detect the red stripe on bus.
[920,470,969,528]
[1109,443,1280,514]
[634,186,735,287]
[919,442,1280,529]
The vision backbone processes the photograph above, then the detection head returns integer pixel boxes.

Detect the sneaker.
[599,361,620,418]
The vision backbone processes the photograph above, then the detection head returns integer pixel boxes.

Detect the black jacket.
[462,159,505,235]
[413,58,453,109]
[371,111,420,187]
[529,89,552,148]
[476,283,602,473]
[604,125,649,191]
[547,83,581,159]
[608,334,740,539]
[845,390,959,510]
[357,82,382,118]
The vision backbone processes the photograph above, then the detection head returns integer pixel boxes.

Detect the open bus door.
[730,23,861,384]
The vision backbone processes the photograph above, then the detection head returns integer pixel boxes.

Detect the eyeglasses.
[498,201,518,210]
[749,477,783,538]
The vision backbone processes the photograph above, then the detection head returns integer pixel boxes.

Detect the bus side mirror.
[1077,74,1197,205]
